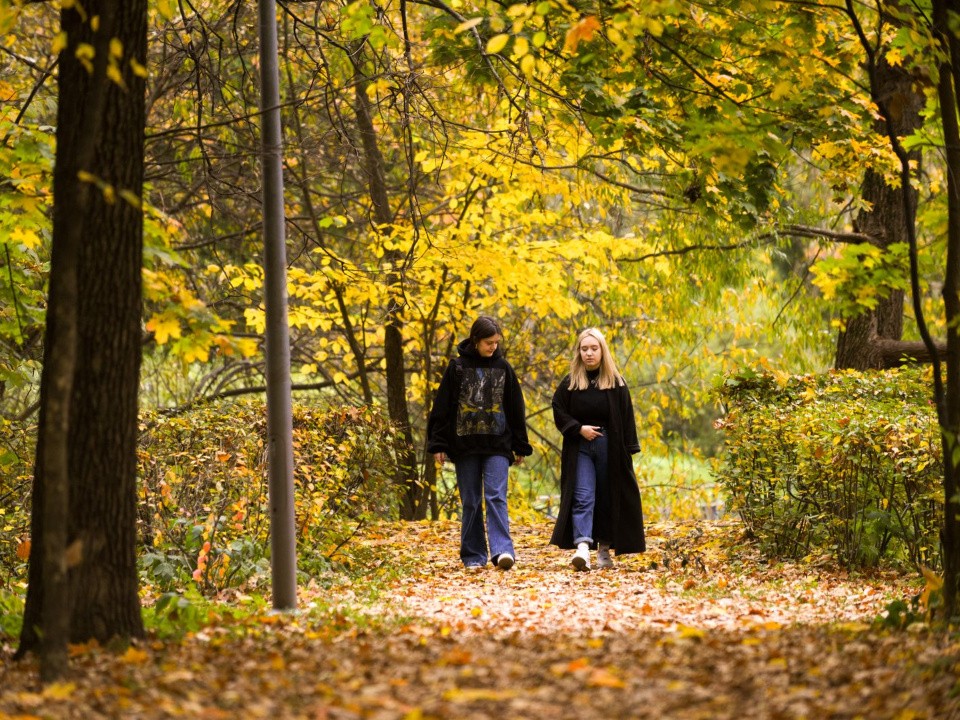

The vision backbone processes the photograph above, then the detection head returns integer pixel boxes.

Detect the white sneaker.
[571,543,590,572]
[597,544,613,569]
[496,553,515,570]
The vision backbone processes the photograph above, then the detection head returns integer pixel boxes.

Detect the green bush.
[0,585,24,640]
[0,399,404,596]
[138,399,404,593]
[716,365,942,570]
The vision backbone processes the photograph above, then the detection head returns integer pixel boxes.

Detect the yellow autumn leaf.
[180,342,210,364]
[919,566,943,611]
[512,35,529,58]
[676,624,705,640]
[106,63,126,89]
[156,0,177,20]
[121,647,150,664]
[520,54,536,77]
[486,33,509,55]
[643,16,665,37]
[129,58,148,78]
[233,337,260,357]
[9,226,41,249]
[52,31,68,54]
[454,17,483,34]
[771,79,792,101]
[146,314,182,345]
[119,189,142,209]
[42,682,76,700]
[75,42,95,73]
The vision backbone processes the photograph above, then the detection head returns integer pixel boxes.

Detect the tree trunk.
[351,64,425,519]
[834,57,923,370]
[18,0,147,660]
[933,0,960,619]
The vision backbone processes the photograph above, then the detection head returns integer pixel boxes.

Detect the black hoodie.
[426,338,533,462]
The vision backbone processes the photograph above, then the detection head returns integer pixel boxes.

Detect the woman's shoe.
[571,544,590,571]
[496,553,515,570]
[597,544,613,569]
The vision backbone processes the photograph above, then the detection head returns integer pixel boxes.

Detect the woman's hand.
[513,455,524,466]
[579,425,604,441]
[434,452,447,465]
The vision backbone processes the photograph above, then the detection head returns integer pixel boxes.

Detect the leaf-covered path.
[2,520,959,719]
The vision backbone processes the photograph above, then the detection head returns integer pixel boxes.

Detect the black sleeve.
[426,360,458,455]
[504,362,533,457]
[620,383,641,455]
[552,376,582,438]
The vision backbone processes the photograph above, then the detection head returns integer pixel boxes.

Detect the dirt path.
[383,521,897,635]
[1,520,958,719]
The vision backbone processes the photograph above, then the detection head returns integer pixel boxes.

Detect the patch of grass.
[0,584,24,641]
[639,453,723,521]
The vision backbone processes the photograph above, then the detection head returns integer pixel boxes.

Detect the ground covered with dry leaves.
[2,520,959,719]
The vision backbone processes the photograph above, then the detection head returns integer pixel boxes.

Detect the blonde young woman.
[549,328,645,570]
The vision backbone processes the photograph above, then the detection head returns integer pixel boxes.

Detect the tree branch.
[621,222,882,263]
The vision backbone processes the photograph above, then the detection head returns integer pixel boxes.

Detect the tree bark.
[18,0,147,661]
[834,56,924,370]
[351,63,425,519]
[933,0,960,619]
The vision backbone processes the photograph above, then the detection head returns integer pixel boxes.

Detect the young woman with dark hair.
[427,316,532,570]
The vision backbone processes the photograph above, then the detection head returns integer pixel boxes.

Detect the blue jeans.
[573,434,609,546]
[455,454,514,566]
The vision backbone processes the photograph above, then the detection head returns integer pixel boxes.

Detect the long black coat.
[549,375,646,554]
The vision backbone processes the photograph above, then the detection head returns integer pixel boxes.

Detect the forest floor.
[1,519,959,719]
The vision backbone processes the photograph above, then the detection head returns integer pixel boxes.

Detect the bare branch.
[772,224,880,246]
[620,238,769,263]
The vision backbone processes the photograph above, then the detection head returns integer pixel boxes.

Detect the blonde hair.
[568,328,624,391]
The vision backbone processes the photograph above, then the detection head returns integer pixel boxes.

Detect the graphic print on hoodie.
[457,366,507,436]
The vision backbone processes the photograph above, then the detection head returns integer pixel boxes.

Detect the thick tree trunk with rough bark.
[18,0,147,662]
[834,58,923,370]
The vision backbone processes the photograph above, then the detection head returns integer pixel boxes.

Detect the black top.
[567,369,610,429]
[550,373,645,553]
[426,338,533,462]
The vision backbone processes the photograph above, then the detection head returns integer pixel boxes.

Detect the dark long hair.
[469,315,503,344]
